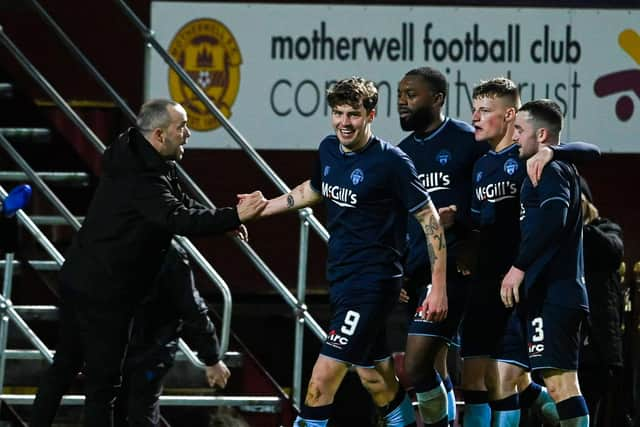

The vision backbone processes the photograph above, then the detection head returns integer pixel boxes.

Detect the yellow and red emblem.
[168,18,242,131]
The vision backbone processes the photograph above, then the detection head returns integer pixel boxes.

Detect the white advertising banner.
[148,3,640,152]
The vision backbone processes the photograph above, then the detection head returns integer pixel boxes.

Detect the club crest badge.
[504,158,519,176]
[350,168,364,185]
[436,149,451,165]
[168,18,242,131]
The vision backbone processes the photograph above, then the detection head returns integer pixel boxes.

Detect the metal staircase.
[0,65,290,427]
[0,0,335,425]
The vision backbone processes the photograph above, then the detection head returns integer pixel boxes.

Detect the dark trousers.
[31,288,133,427]
[114,364,170,427]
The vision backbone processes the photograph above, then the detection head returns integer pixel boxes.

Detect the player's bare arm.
[414,200,448,321]
[258,180,322,218]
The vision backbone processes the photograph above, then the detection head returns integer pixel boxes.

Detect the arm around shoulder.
[552,141,601,162]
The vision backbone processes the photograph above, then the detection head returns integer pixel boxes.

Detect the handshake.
[235,190,268,223]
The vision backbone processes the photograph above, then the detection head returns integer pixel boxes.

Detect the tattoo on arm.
[424,214,445,269]
[286,194,295,209]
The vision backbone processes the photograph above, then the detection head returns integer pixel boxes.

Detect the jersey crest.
[350,168,364,185]
[504,158,519,175]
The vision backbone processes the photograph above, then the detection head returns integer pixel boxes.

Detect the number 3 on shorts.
[340,310,361,336]
[531,317,544,342]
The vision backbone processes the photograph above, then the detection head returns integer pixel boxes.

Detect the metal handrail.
[0,134,81,230]
[20,1,328,341]
[0,185,62,365]
[114,0,330,243]
[293,220,310,407]
[25,0,328,342]
[0,28,235,356]
[24,0,138,122]
[110,7,328,406]
[3,1,331,404]
[0,185,65,266]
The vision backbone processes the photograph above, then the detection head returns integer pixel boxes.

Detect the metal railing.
[0,184,60,394]
[0,30,237,384]
[16,0,333,407]
[112,1,330,405]
[2,0,338,406]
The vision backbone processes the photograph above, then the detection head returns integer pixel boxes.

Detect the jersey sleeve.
[470,162,482,227]
[391,149,431,213]
[309,148,323,194]
[537,162,571,209]
[132,174,240,236]
[551,141,601,163]
[514,163,570,271]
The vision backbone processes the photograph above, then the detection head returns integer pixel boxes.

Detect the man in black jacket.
[114,246,230,426]
[31,99,266,427]
[578,180,625,427]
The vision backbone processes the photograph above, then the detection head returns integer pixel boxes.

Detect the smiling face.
[331,101,374,152]
[397,75,442,134]
[158,104,191,161]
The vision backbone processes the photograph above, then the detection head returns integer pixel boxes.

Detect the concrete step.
[0,260,61,272]
[3,349,243,368]
[0,171,89,187]
[0,394,281,413]
[0,128,51,144]
[0,83,13,99]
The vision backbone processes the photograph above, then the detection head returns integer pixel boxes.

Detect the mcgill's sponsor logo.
[418,172,450,192]
[322,182,357,207]
[475,181,517,202]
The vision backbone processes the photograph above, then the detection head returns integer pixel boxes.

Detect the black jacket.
[582,217,624,368]
[125,247,220,369]
[60,128,240,303]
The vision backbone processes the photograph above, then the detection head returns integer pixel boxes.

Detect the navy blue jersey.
[398,117,488,278]
[518,161,588,310]
[471,144,525,279]
[310,135,430,286]
[471,142,599,281]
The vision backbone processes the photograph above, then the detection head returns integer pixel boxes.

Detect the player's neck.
[491,126,515,152]
[414,113,445,138]
[343,130,373,153]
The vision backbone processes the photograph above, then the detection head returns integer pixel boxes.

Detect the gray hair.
[136,99,179,132]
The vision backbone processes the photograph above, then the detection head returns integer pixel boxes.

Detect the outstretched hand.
[236,191,267,223]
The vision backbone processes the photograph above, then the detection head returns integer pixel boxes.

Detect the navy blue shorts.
[407,272,470,346]
[494,307,530,369]
[527,303,587,371]
[320,278,401,368]
[461,278,528,369]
